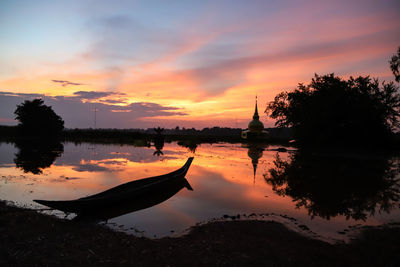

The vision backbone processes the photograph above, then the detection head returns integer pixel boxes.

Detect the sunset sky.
[1,0,399,129]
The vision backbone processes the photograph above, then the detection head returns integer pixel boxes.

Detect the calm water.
[0,140,399,242]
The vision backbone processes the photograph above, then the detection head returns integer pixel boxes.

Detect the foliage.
[390,46,400,82]
[264,151,400,220]
[14,99,64,138]
[265,74,400,147]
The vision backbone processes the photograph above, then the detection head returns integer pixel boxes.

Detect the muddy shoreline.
[1,201,399,266]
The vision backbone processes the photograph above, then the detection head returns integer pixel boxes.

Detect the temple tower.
[241,96,268,139]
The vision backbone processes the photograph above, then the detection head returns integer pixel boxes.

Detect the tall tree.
[265,74,400,147]
[14,99,64,138]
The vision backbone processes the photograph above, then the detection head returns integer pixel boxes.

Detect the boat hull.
[34,157,194,216]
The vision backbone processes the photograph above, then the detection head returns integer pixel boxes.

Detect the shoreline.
[6,199,390,245]
[1,201,399,266]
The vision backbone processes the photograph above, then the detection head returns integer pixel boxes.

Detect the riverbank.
[1,201,399,266]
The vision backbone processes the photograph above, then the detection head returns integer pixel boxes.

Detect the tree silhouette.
[264,151,400,220]
[177,140,198,153]
[390,46,400,82]
[265,74,400,147]
[14,99,64,138]
[14,139,64,174]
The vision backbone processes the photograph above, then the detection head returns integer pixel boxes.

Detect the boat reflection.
[14,139,64,174]
[264,150,400,220]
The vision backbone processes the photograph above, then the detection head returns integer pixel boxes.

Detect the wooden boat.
[34,157,194,216]
[74,177,192,221]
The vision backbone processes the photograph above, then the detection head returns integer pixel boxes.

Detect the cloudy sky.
[1,0,399,129]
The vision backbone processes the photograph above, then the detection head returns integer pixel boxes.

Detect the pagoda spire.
[253,95,259,120]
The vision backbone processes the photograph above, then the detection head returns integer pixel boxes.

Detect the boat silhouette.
[34,157,194,220]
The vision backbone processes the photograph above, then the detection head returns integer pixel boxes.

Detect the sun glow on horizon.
[0,0,399,128]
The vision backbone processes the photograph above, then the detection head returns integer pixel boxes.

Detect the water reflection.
[14,139,64,174]
[243,143,268,183]
[177,140,198,153]
[1,141,399,240]
[264,150,400,220]
[153,127,165,156]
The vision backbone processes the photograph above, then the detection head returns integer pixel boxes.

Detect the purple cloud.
[73,91,117,100]
[0,91,186,128]
[52,80,85,87]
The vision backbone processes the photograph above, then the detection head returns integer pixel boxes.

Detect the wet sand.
[1,201,399,266]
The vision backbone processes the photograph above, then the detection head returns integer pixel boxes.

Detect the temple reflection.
[243,143,268,183]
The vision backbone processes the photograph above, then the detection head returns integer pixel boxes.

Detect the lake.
[0,140,399,243]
